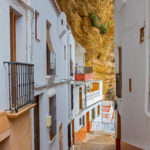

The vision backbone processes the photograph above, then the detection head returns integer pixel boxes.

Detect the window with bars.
[70,44,73,76]
[116,47,122,98]
[49,95,57,141]
[71,84,74,110]
[82,115,85,126]
[91,108,95,120]
[79,118,82,126]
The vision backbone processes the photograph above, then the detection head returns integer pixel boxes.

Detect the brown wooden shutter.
[129,78,132,92]
[79,87,82,109]
[10,10,16,62]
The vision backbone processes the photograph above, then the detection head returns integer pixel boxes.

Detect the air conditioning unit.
[46,116,52,127]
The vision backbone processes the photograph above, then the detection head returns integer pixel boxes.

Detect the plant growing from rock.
[89,11,111,35]
[89,11,99,27]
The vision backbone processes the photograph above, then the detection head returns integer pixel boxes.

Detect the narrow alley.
[1,0,150,150]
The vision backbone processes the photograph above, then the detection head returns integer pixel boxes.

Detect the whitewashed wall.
[0,0,28,111]
[31,0,75,150]
[114,0,150,149]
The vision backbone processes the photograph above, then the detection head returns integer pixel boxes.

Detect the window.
[35,10,40,41]
[46,22,56,75]
[70,44,73,76]
[140,27,144,43]
[129,78,132,92]
[116,47,122,98]
[97,105,100,116]
[79,118,82,126]
[82,115,85,126]
[64,45,66,60]
[71,84,74,110]
[49,95,57,140]
[91,109,95,120]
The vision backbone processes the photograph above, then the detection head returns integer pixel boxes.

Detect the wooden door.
[34,96,40,150]
[72,119,75,145]
[59,123,63,150]
[79,87,82,109]
[86,112,90,133]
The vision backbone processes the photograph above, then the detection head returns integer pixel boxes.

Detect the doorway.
[68,123,71,149]
[116,111,121,150]
[34,96,40,150]
[72,119,75,145]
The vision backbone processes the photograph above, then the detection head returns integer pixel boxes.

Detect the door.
[116,111,121,150]
[34,96,40,150]
[79,87,82,109]
[68,123,71,149]
[59,123,63,150]
[86,112,90,132]
[10,9,16,107]
[72,119,75,145]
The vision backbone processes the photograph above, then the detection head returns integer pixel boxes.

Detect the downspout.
[16,0,34,63]
[144,0,150,118]
[26,0,33,63]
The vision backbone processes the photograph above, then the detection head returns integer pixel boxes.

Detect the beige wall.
[0,111,32,150]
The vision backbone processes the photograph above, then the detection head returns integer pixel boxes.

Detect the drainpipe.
[16,0,34,63]
[144,0,150,118]
[26,0,33,63]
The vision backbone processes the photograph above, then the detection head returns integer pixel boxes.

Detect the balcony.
[75,66,93,81]
[86,90,102,107]
[4,61,34,112]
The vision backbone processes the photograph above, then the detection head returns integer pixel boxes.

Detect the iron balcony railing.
[4,61,34,112]
[75,66,93,74]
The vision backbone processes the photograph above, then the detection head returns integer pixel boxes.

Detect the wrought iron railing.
[4,61,34,112]
[116,73,122,98]
[75,66,93,74]
[91,121,116,133]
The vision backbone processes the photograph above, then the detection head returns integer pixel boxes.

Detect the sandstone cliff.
[57,0,115,100]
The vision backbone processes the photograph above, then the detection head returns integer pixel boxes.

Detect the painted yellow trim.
[6,103,36,119]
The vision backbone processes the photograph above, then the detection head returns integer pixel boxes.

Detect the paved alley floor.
[74,131,115,150]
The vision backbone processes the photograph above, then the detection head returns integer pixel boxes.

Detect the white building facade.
[69,42,103,144]
[0,0,75,150]
[115,0,150,149]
